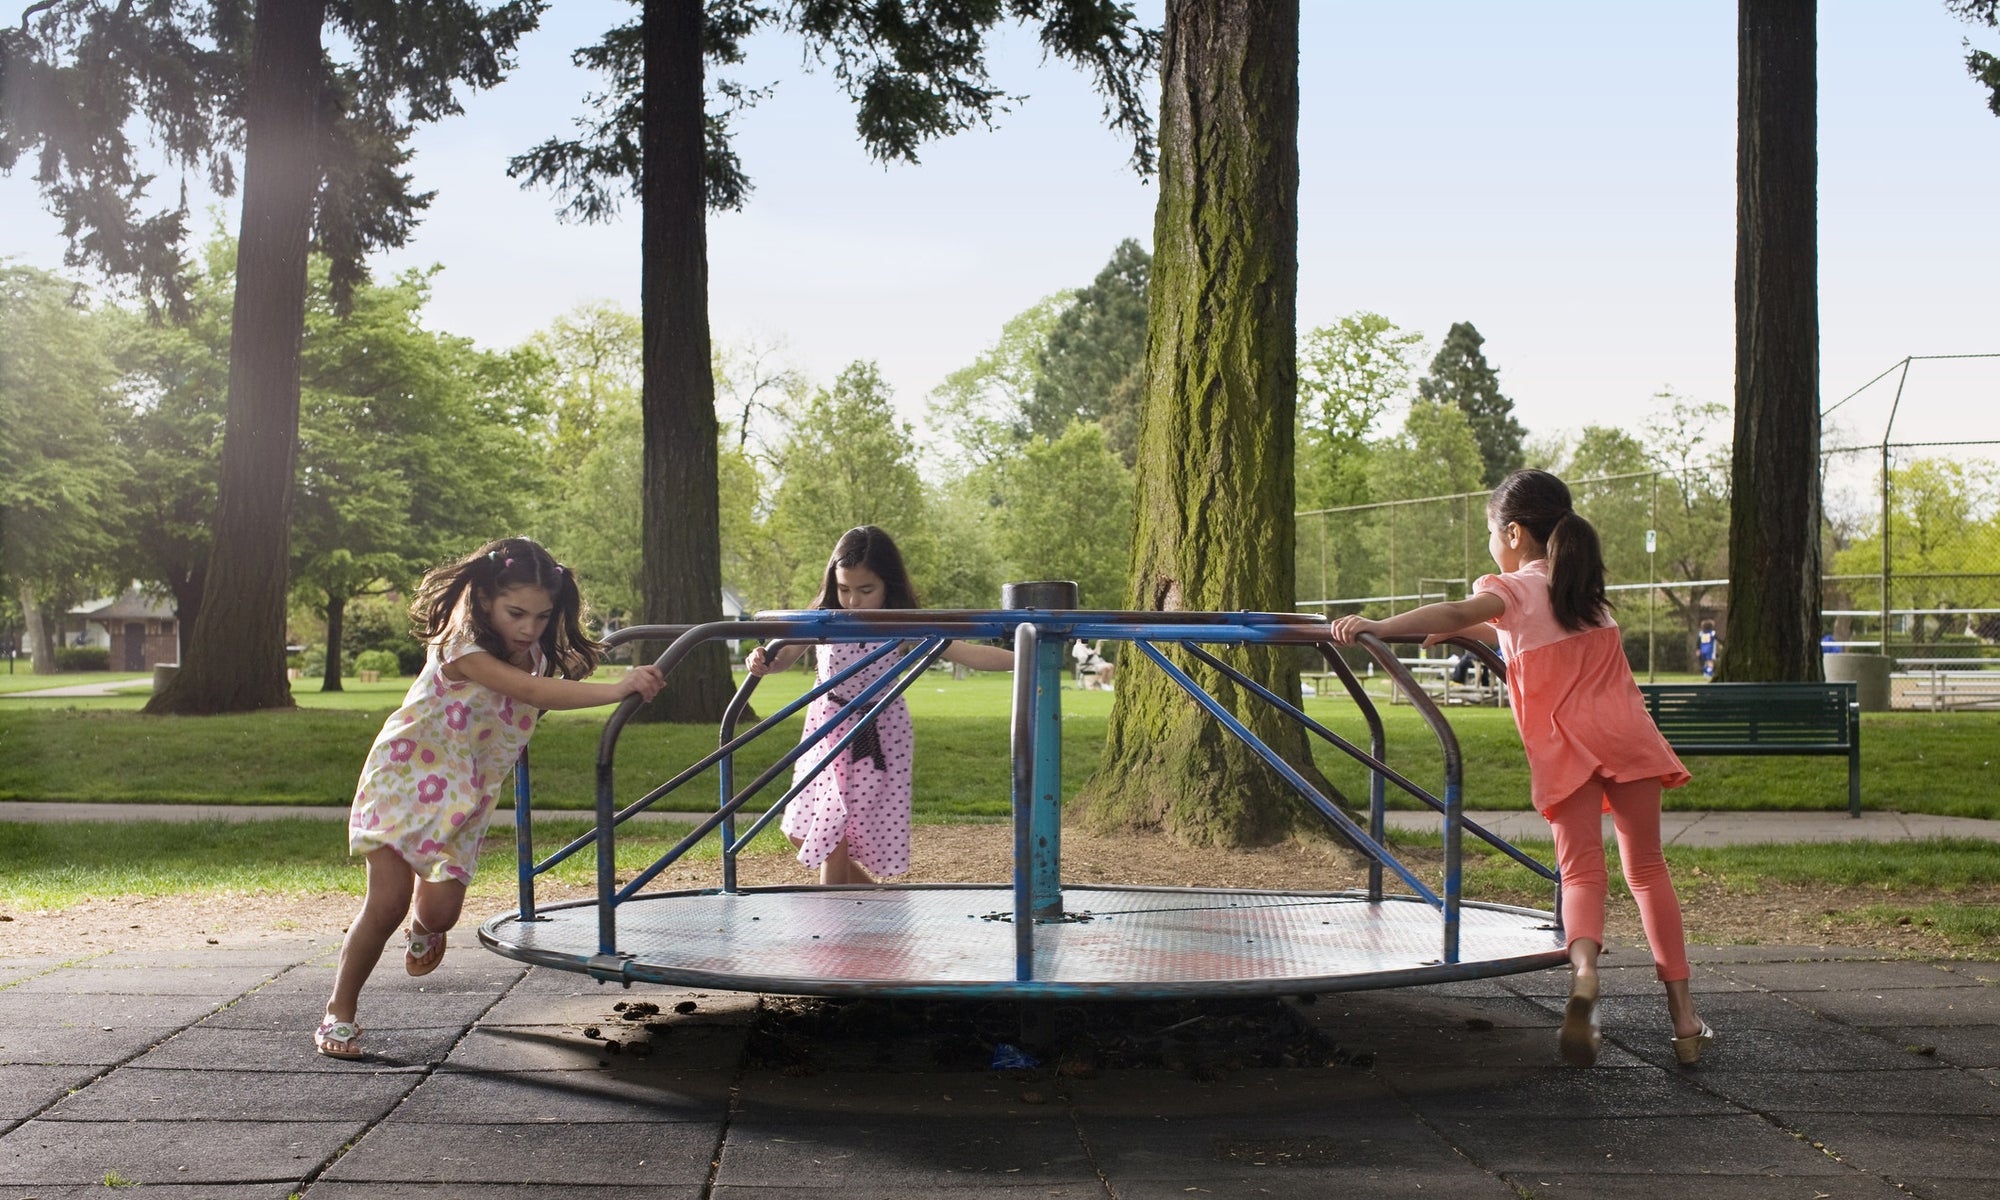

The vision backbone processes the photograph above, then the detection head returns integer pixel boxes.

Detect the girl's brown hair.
[809,525,922,610]
[410,537,603,680]
[1488,469,1610,632]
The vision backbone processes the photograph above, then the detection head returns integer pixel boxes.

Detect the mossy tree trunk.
[1719,0,1822,683]
[1078,0,1322,848]
[636,0,733,722]
[146,0,325,714]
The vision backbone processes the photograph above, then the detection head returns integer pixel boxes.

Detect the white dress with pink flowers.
[348,639,542,884]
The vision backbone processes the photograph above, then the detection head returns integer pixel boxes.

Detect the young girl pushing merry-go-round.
[1331,468,1713,1068]
[316,537,664,1059]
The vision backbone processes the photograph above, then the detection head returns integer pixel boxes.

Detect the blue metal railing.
[506,608,1560,972]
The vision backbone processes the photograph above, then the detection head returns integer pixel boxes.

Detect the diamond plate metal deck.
[479,885,1568,999]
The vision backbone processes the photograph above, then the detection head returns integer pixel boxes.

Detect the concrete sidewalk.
[7,800,1999,846]
[3,936,1996,1198]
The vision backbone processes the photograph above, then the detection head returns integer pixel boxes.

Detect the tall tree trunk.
[167,566,204,664]
[636,0,732,722]
[1720,0,1821,682]
[20,583,55,675]
[146,0,324,714]
[321,593,346,692]
[1079,0,1322,848]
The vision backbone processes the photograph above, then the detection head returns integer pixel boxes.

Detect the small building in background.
[70,589,180,671]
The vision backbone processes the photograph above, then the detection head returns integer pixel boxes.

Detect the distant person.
[1330,469,1711,1068]
[746,526,1013,886]
[1820,632,1838,655]
[319,538,665,1059]
[1697,620,1718,679]
[1072,638,1099,687]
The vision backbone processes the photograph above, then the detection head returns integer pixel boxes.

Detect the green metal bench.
[1637,682,1861,817]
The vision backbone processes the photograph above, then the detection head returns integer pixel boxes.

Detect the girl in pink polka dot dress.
[747,526,1014,885]
[317,538,664,1059]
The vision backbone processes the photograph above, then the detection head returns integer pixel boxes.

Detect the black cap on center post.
[1001,581,1079,610]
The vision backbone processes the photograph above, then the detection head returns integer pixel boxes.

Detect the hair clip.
[553,564,565,577]
[503,557,515,568]
[487,550,500,564]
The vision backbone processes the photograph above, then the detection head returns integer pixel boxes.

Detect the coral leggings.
[1543,774,1690,982]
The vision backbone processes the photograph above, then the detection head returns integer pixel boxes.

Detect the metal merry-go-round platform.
[480,585,1569,999]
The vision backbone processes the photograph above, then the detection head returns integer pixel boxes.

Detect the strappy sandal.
[405,921,446,977]
[315,1016,364,1060]
[1559,973,1602,1067]
[1672,1020,1715,1066]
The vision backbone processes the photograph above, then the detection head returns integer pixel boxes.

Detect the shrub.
[343,595,425,676]
[1623,628,1691,674]
[354,649,402,677]
[55,645,111,671]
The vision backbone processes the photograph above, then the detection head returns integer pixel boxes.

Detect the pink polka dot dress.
[348,639,542,884]
[780,640,915,877]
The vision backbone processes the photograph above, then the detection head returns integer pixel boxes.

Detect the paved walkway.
[2,936,1996,1198]
[1,678,152,699]
[7,801,2000,846]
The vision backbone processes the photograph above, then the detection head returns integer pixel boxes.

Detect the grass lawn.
[0,669,152,695]
[2,667,1997,819]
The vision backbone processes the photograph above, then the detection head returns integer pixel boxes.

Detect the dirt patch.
[0,823,1988,960]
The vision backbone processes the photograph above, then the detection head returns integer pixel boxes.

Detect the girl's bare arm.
[1328,593,1505,646]
[448,652,665,709]
[941,640,1015,671]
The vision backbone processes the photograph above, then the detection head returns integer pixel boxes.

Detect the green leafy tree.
[528,302,642,480]
[291,265,546,691]
[988,422,1134,609]
[1361,400,1486,607]
[1080,0,1319,848]
[1028,238,1151,462]
[1947,1,2000,116]
[768,362,932,604]
[1295,311,1422,510]
[106,239,235,660]
[2,0,543,713]
[1644,391,1733,664]
[1293,312,1421,606]
[924,477,1011,610]
[1564,425,1653,591]
[927,292,1074,468]
[1722,0,1821,682]
[512,0,1157,720]
[0,264,129,672]
[1833,457,2000,645]
[1416,321,1524,488]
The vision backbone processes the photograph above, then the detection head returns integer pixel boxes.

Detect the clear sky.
[4,2,1997,451]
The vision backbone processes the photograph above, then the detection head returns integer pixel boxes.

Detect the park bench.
[1637,682,1861,818]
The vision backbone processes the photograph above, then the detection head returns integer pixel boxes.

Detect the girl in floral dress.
[745,526,1013,885]
[316,538,664,1058]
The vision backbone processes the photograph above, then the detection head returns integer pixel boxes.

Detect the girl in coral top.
[1331,469,1712,1068]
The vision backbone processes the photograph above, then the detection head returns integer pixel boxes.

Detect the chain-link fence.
[1299,445,2000,703]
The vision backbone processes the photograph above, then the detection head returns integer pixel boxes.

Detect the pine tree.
[1027,238,1151,463]
[1416,321,1525,488]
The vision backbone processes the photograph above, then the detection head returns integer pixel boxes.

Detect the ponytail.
[1488,469,1610,632]
[1544,510,1610,632]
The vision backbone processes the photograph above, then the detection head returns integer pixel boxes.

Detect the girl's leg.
[819,841,875,886]
[407,876,467,973]
[1544,780,1611,1064]
[324,847,417,1048]
[1603,777,1705,1039]
[1543,781,1610,968]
